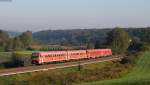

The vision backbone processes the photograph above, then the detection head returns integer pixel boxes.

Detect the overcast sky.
[0,0,150,32]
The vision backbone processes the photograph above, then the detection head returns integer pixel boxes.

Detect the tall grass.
[78,51,150,85]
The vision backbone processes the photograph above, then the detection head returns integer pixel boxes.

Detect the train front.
[31,52,40,64]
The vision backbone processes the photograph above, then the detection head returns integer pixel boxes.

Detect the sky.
[0,0,150,32]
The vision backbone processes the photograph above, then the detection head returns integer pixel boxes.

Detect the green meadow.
[78,51,150,85]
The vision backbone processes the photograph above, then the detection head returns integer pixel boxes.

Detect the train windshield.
[31,53,39,58]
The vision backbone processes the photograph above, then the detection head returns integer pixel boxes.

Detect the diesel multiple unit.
[31,49,112,64]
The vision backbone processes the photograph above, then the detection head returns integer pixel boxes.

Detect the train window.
[31,53,39,58]
[46,55,49,57]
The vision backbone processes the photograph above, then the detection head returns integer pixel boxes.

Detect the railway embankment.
[0,54,131,85]
[78,51,150,85]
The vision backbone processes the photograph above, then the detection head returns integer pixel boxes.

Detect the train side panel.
[31,48,112,64]
[67,50,87,60]
[87,49,112,58]
[39,51,68,63]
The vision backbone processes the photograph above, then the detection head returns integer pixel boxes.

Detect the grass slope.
[78,51,150,85]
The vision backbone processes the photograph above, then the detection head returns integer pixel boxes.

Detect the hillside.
[33,28,150,45]
[33,29,111,44]
[78,51,150,85]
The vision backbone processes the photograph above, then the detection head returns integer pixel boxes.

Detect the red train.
[31,49,112,64]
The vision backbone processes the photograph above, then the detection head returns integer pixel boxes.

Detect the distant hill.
[33,29,111,45]
[33,27,150,45]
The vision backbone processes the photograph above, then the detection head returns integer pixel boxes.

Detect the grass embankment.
[0,56,131,85]
[0,61,108,85]
[78,51,150,85]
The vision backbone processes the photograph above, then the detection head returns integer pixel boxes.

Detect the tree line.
[0,27,150,54]
[0,30,33,52]
[33,27,150,45]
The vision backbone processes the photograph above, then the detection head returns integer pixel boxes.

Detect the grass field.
[78,51,150,85]
[0,52,12,59]
[0,61,109,85]
[0,51,34,62]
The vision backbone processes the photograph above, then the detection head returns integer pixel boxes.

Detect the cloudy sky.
[0,0,150,32]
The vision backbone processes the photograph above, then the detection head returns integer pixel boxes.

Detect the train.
[31,49,112,64]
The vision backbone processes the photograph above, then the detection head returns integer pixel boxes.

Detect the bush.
[11,52,32,67]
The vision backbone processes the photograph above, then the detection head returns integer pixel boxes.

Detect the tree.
[141,28,150,43]
[94,40,105,49]
[106,28,130,54]
[94,41,100,49]
[87,43,94,49]
[5,39,13,51]
[0,30,9,51]
[13,37,23,50]
[19,31,33,48]
[128,37,143,51]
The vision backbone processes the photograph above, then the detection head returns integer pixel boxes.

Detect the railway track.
[0,56,122,76]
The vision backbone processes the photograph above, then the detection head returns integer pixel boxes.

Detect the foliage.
[0,30,10,52]
[78,51,150,85]
[0,59,131,85]
[128,27,150,43]
[0,28,150,52]
[13,37,23,51]
[94,41,100,49]
[19,31,33,48]
[0,30,34,52]
[11,52,32,67]
[106,28,130,54]
[33,29,110,45]
[128,37,143,51]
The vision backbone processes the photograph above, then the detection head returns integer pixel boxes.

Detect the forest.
[0,27,150,52]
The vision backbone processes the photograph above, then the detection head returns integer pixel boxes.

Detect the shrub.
[11,52,32,67]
